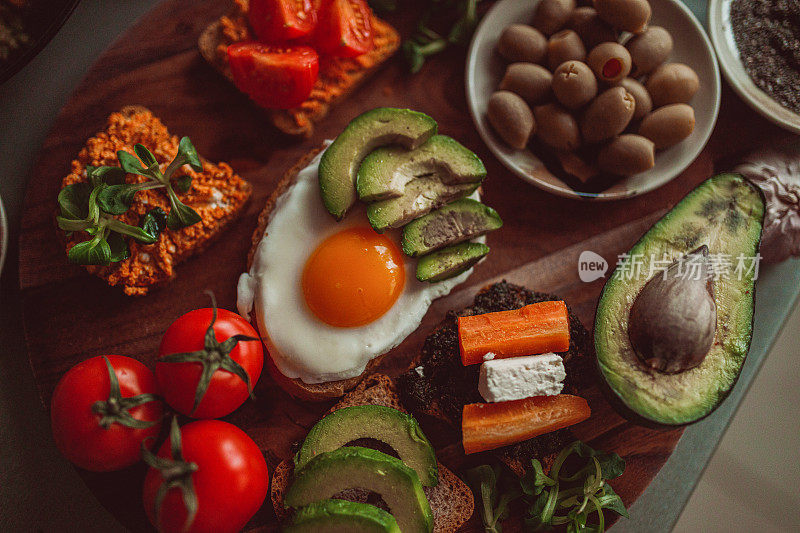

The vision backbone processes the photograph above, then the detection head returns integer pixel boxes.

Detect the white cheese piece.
[478,353,565,403]
[483,352,496,361]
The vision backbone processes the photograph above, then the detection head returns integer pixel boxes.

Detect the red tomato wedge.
[227,43,319,109]
[249,0,317,42]
[315,0,373,58]
[462,395,591,455]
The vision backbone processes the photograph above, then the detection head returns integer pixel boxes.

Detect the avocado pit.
[628,245,717,374]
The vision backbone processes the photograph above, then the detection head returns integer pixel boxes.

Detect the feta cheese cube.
[478,353,566,403]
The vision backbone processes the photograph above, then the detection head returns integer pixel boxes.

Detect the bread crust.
[269,374,475,532]
[198,5,401,138]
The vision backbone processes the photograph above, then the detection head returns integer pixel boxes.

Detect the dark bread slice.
[269,374,475,533]
[198,2,401,138]
[246,145,390,401]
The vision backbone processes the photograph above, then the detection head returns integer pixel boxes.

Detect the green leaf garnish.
[68,234,112,265]
[107,232,130,263]
[96,184,139,215]
[166,194,201,230]
[58,182,91,220]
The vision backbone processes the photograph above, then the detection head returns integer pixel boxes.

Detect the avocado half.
[285,447,434,533]
[285,499,400,533]
[294,405,439,486]
[319,108,438,220]
[595,174,765,426]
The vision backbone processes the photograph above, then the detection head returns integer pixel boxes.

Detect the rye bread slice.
[198,2,401,138]
[270,374,475,533]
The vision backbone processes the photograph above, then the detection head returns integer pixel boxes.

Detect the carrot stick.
[462,395,590,455]
[458,301,570,366]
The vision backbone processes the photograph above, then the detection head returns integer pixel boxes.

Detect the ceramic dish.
[708,0,800,135]
[466,0,721,201]
[0,195,7,277]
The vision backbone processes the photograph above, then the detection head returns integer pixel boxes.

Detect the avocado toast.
[270,374,475,533]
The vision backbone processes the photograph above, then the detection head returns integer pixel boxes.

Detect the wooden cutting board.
[17,0,792,530]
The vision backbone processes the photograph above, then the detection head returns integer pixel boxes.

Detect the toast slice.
[269,374,475,532]
[198,0,401,137]
[60,106,252,296]
[246,144,386,401]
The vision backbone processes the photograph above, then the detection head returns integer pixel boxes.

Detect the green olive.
[627,26,673,75]
[552,61,598,109]
[587,42,632,84]
[547,30,587,71]
[619,77,653,120]
[567,7,619,49]
[533,0,577,36]
[533,103,582,151]
[499,63,553,105]
[498,24,548,64]
[581,86,636,144]
[646,63,700,107]
[487,91,536,149]
[598,134,655,176]
[594,0,652,34]
[639,103,695,149]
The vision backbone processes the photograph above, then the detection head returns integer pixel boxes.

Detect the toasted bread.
[269,374,475,532]
[198,0,401,138]
[246,144,388,401]
[60,106,252,296]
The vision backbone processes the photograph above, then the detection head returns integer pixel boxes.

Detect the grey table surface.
[1,1,798,531]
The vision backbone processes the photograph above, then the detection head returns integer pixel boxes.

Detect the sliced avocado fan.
[319,108,437,220]
[402,198,503,257]
[285,447,434,533]
[595,174,765,426]
[294,405,438,487]
[356,135,487,202]
[285,499,400,533]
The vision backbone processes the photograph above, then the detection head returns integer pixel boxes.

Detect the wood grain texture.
[17,0,792,531]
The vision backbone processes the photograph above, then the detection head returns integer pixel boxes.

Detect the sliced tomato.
[249,0,317,42]
[227,43,319,109]
[315,0,373,58]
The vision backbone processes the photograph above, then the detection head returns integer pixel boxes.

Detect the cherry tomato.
[156,305,263,419]
[249,0,317,42]
[315,0,373,58]
[143,419,268,533]
[227,43,319,109]
[50,355,163,472]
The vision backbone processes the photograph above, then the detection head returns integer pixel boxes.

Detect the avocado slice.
[285,500,400,533]
[402,198,503,257]
[595,174,765,426]
[366,177,480,233]
[319,108,438,220]
[285,447,434,533]
[416,242,490,282]
[356,135,486,202]
[294,405,438,486]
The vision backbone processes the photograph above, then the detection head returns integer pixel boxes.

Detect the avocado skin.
[286,447,434,533]
[416,242,490,282]
[356,135,487,202]
[402,198,503,257]
[294,405,439,486]
[285,499,400,533]
[594,174,765,427]
[319,108,437,220]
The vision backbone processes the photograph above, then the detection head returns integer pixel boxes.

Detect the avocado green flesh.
[367,178,480,233]
[286,447,434,533]
[295,405,439,487]
[417,242,490,282]
[319,108,438,220]
[402,198,503,257]
[285,500,400,533]
[356,135,487,202]
[595,174,765,425]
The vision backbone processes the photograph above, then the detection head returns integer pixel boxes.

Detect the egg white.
[237,144,482,384]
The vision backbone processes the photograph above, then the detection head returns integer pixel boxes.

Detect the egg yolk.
[302,226,405,328]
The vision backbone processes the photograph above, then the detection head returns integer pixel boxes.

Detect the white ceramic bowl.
[708,0,800,135]
[0,196,7,277]
[466,0,721,200]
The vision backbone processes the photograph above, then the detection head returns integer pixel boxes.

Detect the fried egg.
[237,145,481,384]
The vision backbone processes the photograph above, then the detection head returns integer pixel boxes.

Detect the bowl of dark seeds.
[709,0,800,134]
